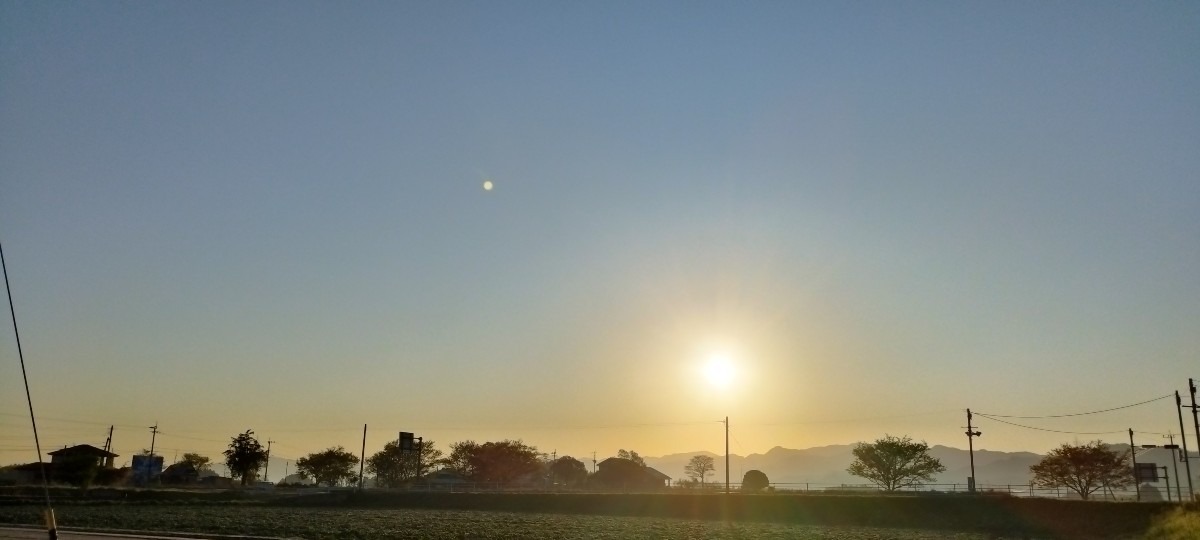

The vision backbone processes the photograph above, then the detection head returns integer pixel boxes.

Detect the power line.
[0,412,145,430]
[975,394,1172,419]
[974,413,1125,435]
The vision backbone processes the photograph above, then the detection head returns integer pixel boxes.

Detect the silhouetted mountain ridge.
[647,444,1044,487]
[647,443,1198,489]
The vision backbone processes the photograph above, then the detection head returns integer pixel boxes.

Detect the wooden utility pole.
[1177,391,1195,501]
[724,416,730,494]
[264,440,274,483]
[965,409,981,493]
[358,424,367,491]
[1130,429,1140,502]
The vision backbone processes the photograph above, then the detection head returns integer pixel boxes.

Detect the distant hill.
[646,444,1040,488]
[646,443,1198,490]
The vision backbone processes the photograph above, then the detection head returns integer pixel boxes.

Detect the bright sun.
[703,353,736,389]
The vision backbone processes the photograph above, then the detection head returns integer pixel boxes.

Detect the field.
[0,505,1007,539]
[0,489,1188,539]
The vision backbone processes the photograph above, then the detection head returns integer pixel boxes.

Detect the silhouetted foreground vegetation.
[0,506,996,540]
[0,487,1192,539]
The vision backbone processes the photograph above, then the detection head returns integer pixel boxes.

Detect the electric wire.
[974,413,1126,435]
[744,409,961,427]
[975,394,1172,419]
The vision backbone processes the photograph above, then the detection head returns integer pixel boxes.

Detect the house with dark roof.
[48,444,118,469]
[591,457,672,490]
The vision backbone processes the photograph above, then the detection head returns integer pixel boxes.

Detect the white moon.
[483,180,494,191]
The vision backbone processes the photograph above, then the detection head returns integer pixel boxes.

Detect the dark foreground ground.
[0,506,1027,540]
[0,488,1190,539]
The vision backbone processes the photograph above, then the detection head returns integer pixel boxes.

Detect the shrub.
[1143,507,1200,540]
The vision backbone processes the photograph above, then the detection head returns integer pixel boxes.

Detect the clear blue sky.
[2,1,1198,467]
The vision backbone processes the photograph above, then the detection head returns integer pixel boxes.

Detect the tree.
[847,435,945,491]
[548,456,588,487]
[467,440,542,484]
[296,446,361,487]
[223,430,268,486]
[741,469,769,492]
[179,453,211,474]
[684,455,715,485]
[367,439,444,488]
[1030,440,1131,500]
[617,449,646,467]
[443,440,480,477]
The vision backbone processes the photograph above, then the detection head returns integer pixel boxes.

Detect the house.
[48,444,118,469]
[591,457,671,490]
[643,466,672,488]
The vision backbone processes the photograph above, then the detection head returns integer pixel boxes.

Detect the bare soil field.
[0,505,1012,540]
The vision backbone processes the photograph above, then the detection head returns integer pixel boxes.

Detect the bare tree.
[684,455,715,485]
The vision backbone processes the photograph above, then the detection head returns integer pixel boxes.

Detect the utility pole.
[1191,379,1200,451]
[1159,466,1172,503]
[1179,390,1196,501]
[1129,429,1140,502]
[358,424,367,491]
[148,423,160,485]
[148,424,159,457]
[1190,378,1200,500]
[1165,433,1182,502]
[264,440,274,483]
[592,451,596,473]
[965,409,981,493]
[724,416,730,495]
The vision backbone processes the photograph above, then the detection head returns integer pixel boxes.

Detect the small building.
[591,458,671,490]
[643,467,672,488]
[48,444,118,469]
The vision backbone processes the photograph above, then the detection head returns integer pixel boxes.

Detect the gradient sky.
[2,1,1198,469]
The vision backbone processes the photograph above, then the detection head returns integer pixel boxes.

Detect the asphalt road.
[0,529,287,540]
[0,529,183,539]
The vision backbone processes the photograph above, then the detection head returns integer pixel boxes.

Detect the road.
[0,528,289,540]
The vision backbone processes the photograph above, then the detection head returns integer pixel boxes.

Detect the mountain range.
[643,444,1196,489]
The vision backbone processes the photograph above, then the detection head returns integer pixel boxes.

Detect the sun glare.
[703,353,736,389]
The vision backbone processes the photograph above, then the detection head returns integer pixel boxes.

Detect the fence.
[381,480,1187,502]
[765,482,1187,502]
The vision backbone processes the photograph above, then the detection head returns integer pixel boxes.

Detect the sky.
[2,1,1198,471]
